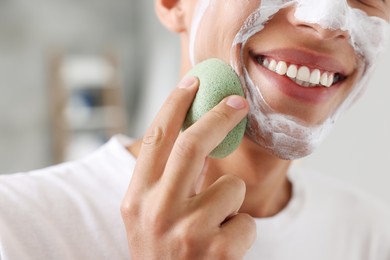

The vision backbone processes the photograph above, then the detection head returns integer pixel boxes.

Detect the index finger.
[129,77,199,191]
[161,95,249,198]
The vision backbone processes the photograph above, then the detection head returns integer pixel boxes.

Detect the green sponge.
[182,58,247,158]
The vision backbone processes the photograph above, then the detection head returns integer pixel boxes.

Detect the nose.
[298,22,349,41]
[286,7,350,41]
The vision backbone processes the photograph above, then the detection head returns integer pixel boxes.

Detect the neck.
[199,136,292,218]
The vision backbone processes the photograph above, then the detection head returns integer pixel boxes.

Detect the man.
[1,0,390,260]
[121,0,390,259]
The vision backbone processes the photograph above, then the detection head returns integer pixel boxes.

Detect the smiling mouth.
[256,55,347,88]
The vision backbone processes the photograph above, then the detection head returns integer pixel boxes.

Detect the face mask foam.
[190,0,390,159]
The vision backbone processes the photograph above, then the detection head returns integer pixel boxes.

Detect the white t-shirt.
[0,135,389,260]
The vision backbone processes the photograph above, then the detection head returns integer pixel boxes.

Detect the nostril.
[301,23,349,41]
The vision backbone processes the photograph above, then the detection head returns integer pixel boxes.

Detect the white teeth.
[294,78,317,88]
[275,61,288,75]
[268,59,277,71]
[286,65,298,78]
[320,73,328,86]
[259,57,339,88]
[263,59,270,68]
[326,74,334,88]
[296,66,311,82]
[309,69,321,85]
[295,79,303,86]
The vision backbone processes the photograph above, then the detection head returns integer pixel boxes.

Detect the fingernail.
[178,76,196,88]
[226,96,246,110]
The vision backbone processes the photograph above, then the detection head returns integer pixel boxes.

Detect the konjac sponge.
[183,58,247,158]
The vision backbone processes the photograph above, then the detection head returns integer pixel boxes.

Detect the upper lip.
[251,48,352,76]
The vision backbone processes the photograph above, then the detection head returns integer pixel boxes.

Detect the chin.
[245,109,335,160]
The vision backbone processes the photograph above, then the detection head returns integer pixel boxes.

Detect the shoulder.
[0,134,136,190]
[0,135,136,259]
[0,134,137,220]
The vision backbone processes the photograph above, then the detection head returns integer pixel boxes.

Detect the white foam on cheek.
[189,0,211,65]
[231,0,390,159]
[233,0,293,47]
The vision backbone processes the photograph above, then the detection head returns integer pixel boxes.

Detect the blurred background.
[0,1,389,205]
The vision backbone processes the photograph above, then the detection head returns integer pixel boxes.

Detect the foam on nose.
[294,0,349,30]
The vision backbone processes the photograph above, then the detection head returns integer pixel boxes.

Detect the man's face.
[183,0,390,158]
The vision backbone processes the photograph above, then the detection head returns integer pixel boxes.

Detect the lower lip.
[251,58,342,104]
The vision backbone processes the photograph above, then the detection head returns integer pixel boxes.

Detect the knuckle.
[147,216,169,236]
[120,198,141,229]
[142,125,166,147]
[177,226,197,246]
[174,219,203,255]
[236,213,257,245]
[120,198,137,218]
[174,134,202,158]
[220,175,246,193]
[209,240,235,260]
[121,192,174,235]
[238,213,256,229]
[145,205,172,235]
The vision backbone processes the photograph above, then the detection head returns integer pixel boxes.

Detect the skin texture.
[121,0,390,259]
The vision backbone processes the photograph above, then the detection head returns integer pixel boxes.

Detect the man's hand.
[121,76,256,259]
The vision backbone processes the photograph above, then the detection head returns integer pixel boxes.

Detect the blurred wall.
[0,0,180,173]
[0,1,389,206]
